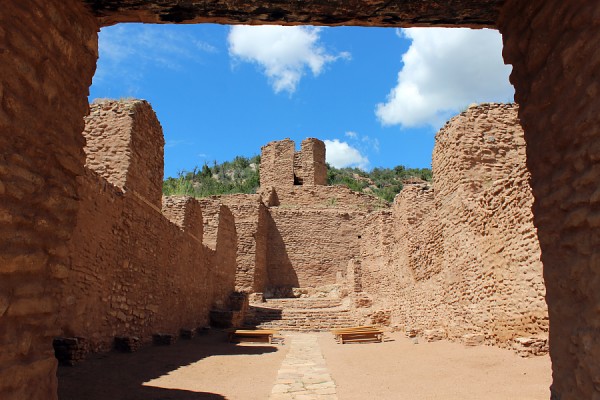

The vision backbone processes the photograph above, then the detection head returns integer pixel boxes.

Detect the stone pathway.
[269,334,337,400]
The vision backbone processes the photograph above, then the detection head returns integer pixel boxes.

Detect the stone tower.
[260,138,326,188]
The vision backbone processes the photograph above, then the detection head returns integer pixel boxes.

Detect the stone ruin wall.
[260,138,327,189]
[359,103,548,348]
[259,139,295,189]
[197,199,237,309]
[258,140,387,294]
[0,2,99,398]
[266,207,366,291]
[59,100,233,352]
[84,101,164,208]
[294,138,327,185]
[206,194,269,294]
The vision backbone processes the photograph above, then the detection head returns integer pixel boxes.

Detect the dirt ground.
[58,329,288,400]
[58,330,551,400]
[320,332,551,400]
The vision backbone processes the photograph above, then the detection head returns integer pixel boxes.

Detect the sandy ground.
[58,329,288,400]
[320,332,551,400]
[58,330,551,400]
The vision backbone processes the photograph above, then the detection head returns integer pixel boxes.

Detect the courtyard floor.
[58,330,551,400]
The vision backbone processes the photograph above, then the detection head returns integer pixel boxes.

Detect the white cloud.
[324,139,369,170]
[376,28,514,128]
[345,131,358,139]
[228,25,350,94]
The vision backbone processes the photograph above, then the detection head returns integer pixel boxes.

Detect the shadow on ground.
[58,329,278,400]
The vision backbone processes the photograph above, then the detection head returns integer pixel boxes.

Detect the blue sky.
[89,24,514,179]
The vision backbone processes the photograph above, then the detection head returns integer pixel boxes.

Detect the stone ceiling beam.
[84,0,505,28]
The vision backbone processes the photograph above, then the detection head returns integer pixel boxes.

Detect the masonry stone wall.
[0,2,98,399]
[218,194,269,293]
[296,138,327,185]
[359,104,548,349]
[57,100,226,353]
[267,207,366,290]
[262,185,387,210]
[197,200,237,308]
[84,100,165,209]
[499,2,600,397]
[62,171,215,352]
[260,139,295,188]
[260,138,327,188]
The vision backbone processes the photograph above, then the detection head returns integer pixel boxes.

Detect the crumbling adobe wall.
[60,100,218,352]
[0,2,98,399]
[359,104,548,347]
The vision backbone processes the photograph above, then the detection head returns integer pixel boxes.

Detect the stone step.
[246,306,359,331]
[257,298,343,309]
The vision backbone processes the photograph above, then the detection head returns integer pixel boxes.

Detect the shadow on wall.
[57,330,277,400]
[264,211,299,296]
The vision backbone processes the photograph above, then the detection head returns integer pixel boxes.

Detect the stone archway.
[1,1,598,399]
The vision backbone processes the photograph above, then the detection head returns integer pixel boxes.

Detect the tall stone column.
[499,2,600,398]
[0,1,98,399]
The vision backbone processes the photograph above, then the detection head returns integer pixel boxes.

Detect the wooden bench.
[227,329,279,344]
[331,326,384,344]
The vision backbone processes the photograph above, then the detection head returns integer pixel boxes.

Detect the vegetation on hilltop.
[163,155,432,203]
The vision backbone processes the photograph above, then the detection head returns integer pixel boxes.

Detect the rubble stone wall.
[220,195,269,293]
[297,138,327,185]
[63,170,215,352]
[84,100,164,209]
[59,100,224,353]
[260,138,327,189]
[198,200,237,308]
[499,2,600,397]
[260,139,295,188]
[360,104,548,348]
[0,2,98,399]
[267,208,366,289]
[264,186,387,210]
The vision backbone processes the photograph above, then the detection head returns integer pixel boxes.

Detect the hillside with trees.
[163,155,432,203]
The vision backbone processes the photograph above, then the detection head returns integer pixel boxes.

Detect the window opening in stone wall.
[56,22,551,400]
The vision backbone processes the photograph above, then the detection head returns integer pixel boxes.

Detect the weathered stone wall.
[59,100,224,353]
[198,199,238,308]
[84,100,165,208]
[0,2,98,399]
[296,138,327,185]
[261,138,327,189]
[62,171,214,352]
[263,185,387,210]
[260,139,295,188]
[265,185,377,290]
[499,2,600,397]
[219,194,269,293]
[359,104,548,349]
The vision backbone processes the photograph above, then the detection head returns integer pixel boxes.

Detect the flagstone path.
[269,334,337,400]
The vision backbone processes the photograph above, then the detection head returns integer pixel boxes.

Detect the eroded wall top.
[83,99,165,209]
[260,138,326,188]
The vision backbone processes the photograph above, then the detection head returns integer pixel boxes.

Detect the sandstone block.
[462,333,485,347]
